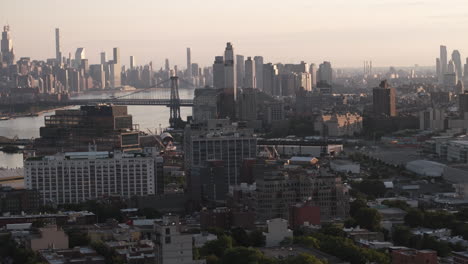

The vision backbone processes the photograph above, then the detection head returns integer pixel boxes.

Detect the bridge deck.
[66,98,194,106]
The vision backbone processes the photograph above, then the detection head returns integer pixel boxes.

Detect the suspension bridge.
[66,76,192,128]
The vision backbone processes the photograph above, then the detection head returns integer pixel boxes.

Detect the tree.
[392,226,412,246]
[31,219,46,228]
[199,235,233,258]
[220,247,264,264]
[231,227,250,247]
[283,253,325,264]
[381,200,410,211]
[456,208,468,221]
[193,247,200,260]
[91,241,125,264]
[66,228,90,247]
[452,223,468,240]
[249,229,266,247]
[294,236,320,249]
[298,233,390,264]
[320,224,346,237]
[0,234,47,264]
[354,208,382,231]
[205,255,220,264]
[139,208,161,219]
[421,235,451,257]
[349,198,367,218]
[344,218,357,228]
[279,237,293,246]
[404,209,424,228]
[353,180,386,198]
[423,211,456,229]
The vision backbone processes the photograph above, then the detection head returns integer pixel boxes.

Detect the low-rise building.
[314,113,363,137]
[390,247,437,264]
[7,224,69,251]
[330,160,360,174]
[343,227,384,242]
[376,207,407,231]
[0,186,40,214]
[88,222,142,242]
[0,213,68,227]
[264,218,293,247]
[154,214,206,264]
[193,232,217,248]
[105,240,156,264]
[405,160,446,177]
[453,251,468,264]
[200,207,256,230]
[39,247,106,264]
[289,203,321,228]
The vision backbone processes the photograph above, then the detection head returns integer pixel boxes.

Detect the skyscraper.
[254,56,264,91]
[130,56,136,69]
[244,57,256,88]
[74,48,85,68]
[317,61,333,85]
[1,25,15,65]
[460,91,468,118]
[113,47,120,64]
[448,60,456,74]
[89,64,105,89]
[165,58,170,72]
[55,28,61,63]
[263,63,278,95]
[186,47,192,79]
[110,47,121,88]
[213,56,225,89]
[452,50,463,80]
[436,58,441,83]
[309,63,317,87]
[100,52,107,64]
[224,42,237,99]
[373,80,397,117]
[440,45,448,74]
[236,54,245,89]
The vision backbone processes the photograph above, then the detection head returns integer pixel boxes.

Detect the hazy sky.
[2,0,468,69]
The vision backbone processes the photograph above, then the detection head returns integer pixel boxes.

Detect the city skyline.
[2,0,468,68]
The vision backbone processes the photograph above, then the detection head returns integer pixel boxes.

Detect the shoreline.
[1,105,74,120]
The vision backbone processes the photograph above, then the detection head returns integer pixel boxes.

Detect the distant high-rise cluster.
[363,60,372,75]
[437,45,466,93]
[0,27,339,104]
[210,42,333,108]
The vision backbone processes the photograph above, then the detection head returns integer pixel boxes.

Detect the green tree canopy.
[220,247,264,264]
[404,209,425,228]
[200,235,233,258]
[281,253,325,264]
[350,198,367,218]
[354,208,382,231]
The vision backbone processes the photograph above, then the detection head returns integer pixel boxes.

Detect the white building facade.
[264,218,293,247]
[25,151,163,204]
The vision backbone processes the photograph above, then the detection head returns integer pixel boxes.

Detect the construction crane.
[146,129,166,151]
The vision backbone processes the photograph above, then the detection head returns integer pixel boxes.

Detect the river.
[0,88,194,168]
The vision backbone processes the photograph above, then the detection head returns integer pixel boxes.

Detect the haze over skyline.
[3,0,468,68]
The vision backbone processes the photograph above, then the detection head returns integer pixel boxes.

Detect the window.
[165,228,170,235]
[165,237,171,244]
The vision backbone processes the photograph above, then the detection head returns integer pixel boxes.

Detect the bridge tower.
[169,76,184,129]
